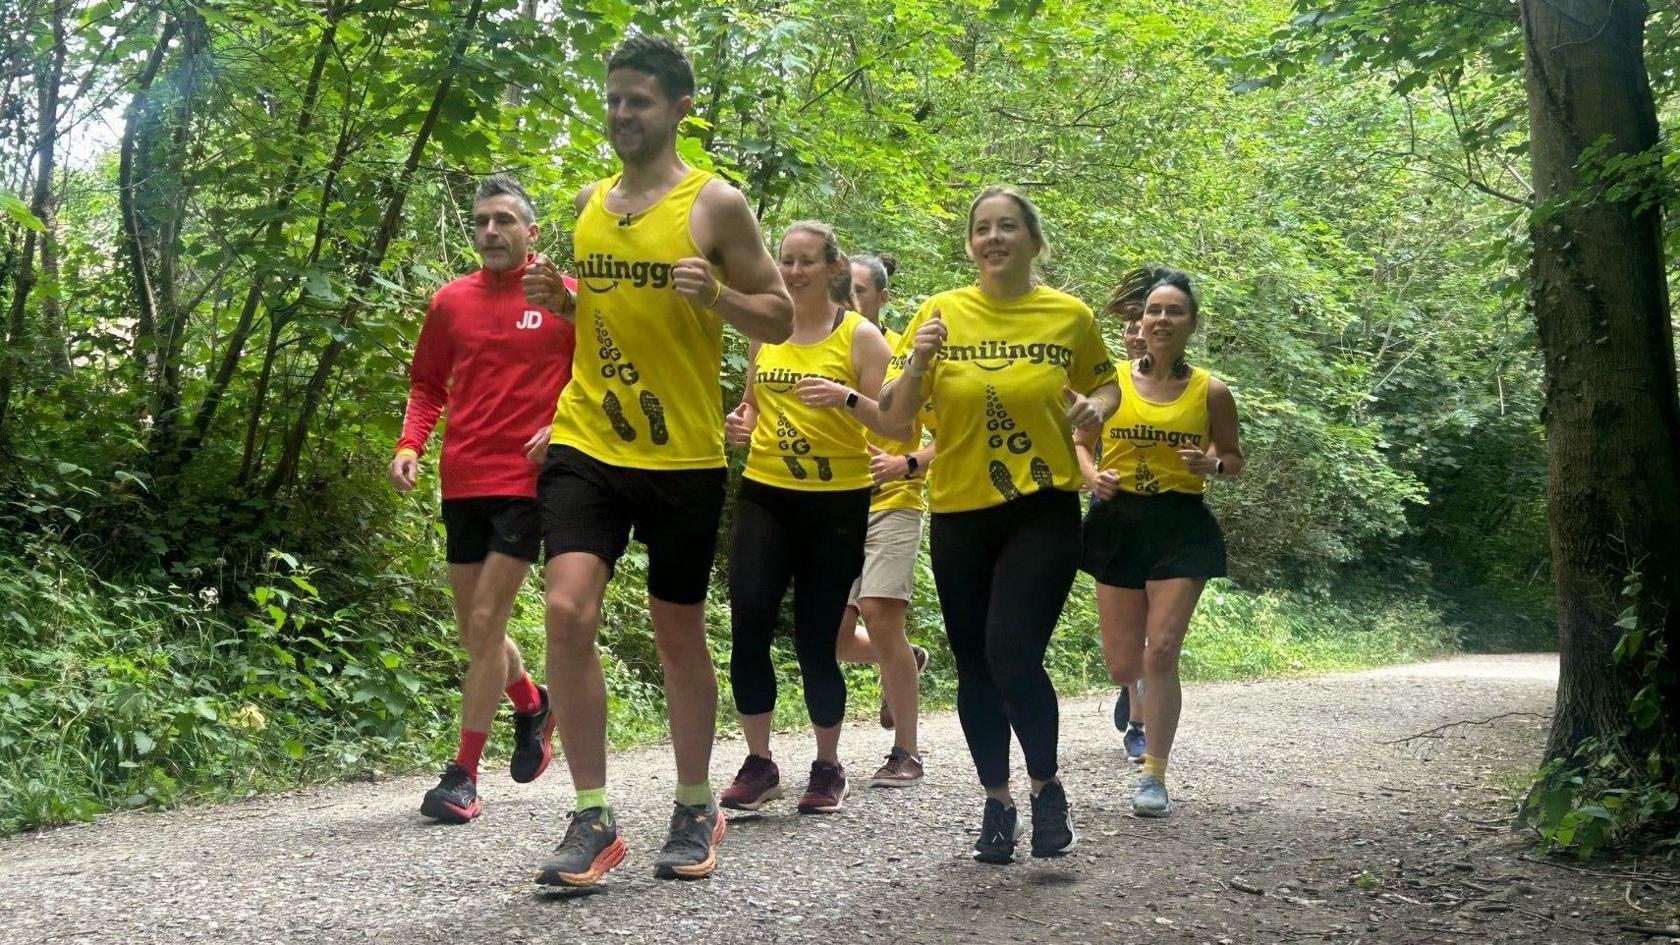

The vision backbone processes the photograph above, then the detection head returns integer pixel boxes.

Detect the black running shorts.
[1079,490,1227,589]
[538,444,727,605]
[440,496,542,564]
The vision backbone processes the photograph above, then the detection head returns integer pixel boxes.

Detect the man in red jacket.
[389,175,577,823]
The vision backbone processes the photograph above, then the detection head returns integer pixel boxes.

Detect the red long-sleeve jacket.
[395,258,576,499]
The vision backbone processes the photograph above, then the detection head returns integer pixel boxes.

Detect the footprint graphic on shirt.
[1134,455,1161,495]
[814,457,833,482]
[775,412,812,479]
[989,460,1022,501]
[603,391,637,442]
[1029,457,1055,490]
[984,385,1031,455]
[639,390,668,446]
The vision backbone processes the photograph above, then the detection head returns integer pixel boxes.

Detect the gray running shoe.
[653,801,725,879]
[1133,774,1172,818]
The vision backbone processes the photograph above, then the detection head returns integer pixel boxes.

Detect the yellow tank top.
[744,311,873,491]
[1100,366,1211,495]
[551,168,724,469]
[866,327,931,513]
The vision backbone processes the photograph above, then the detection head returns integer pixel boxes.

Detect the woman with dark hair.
[877,186,1119,863]
[719,221,898,815]
[1075,266,1157,762]
[1076,268,1244,817]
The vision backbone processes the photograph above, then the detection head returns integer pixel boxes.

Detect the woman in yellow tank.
[877,187,1120,864]
[718,221,899,815]
[1076,268,1244,818]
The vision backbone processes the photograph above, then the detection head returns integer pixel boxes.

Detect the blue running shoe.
[1133,774,1172,818]
[1123,723,1147,763]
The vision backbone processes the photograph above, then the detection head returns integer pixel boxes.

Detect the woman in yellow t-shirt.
[878,187,1119,864]
[1074,266,1159,762]
[717,221,898,816]
[1075,268,1244,819]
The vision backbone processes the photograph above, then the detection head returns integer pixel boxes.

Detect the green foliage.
[0,0,1557,831]
[1521,572,1680,857]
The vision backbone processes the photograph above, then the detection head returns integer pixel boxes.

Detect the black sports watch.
[844,390,859,410]
[904,454,920,478]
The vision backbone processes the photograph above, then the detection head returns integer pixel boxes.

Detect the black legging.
[929,488,1080,788]
[728,478,871,728]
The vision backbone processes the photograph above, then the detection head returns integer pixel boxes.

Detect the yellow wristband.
[708,280,724,309]
[395,448,418,460]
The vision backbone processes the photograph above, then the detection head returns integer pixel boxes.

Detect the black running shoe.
[535,807,627,887]
[419,763,480,824]
[1113,686,1130,733]
[1030,780,1077,857]
[509,685,554,784]
[653,801,725,880]
[972,798,1023,865]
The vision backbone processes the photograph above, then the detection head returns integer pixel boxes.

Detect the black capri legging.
[930,488,1081,788]
[728,478,871,728]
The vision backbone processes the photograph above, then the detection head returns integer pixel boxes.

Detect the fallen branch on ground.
[1379,712,1552,746]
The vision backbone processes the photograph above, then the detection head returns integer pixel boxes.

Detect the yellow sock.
[1142,754,1168,780]
[675,780,712,808]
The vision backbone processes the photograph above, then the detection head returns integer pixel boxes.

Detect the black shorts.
[1080,490,1227,589]
[539,444,727,605]
[440,496,542,564]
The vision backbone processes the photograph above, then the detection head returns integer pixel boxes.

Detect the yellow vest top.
[866,326,935,513]
[744,310,873,491]
[1100,365,1211,495]
[551,168,724,469]
[889,285,1118,513]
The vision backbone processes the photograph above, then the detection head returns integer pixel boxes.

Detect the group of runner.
[389,34,1244,885]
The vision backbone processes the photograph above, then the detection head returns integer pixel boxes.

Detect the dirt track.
[5,653,1675,944]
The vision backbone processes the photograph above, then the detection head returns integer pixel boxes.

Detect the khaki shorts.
[847,508,925,607]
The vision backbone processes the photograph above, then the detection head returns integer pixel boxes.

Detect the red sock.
[505,673,542,714]
[455,729,489,781]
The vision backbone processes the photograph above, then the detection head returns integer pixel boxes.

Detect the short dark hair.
[1147,268,1200,319]
[474,174,535,224]
[607,34,695,101]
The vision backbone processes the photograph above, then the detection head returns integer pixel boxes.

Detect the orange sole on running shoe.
[657,815,726,879]
[537,836,627,888]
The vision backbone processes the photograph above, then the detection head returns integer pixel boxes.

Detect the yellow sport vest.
[744,311,873,490]
[1099,366,1211,495]
[551,168,724,469]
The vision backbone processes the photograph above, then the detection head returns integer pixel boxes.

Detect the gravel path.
[5,654,1668,944]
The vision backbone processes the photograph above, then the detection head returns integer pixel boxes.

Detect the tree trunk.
[264,0,487,499]
[173,3,345,476]
[116,18,179,407]
[0,0,67,438]
[1521,0,1680,760]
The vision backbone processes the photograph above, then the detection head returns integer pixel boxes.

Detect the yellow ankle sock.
[1142,755,1168,780]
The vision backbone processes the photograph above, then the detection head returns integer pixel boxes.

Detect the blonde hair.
[967,186,1051,262]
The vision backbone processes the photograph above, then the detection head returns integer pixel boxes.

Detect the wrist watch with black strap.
[904,454,919,478]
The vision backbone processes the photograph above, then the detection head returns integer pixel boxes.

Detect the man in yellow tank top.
[520,35,792,887]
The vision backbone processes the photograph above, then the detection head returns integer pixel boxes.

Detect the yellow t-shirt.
[889,285,1117,513]
[743,311,873,491]
[1100,366,1211,495]
[866,327,935,513]
[551,168,725,469]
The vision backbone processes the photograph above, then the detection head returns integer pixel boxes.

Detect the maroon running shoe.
[720,754,783,811]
